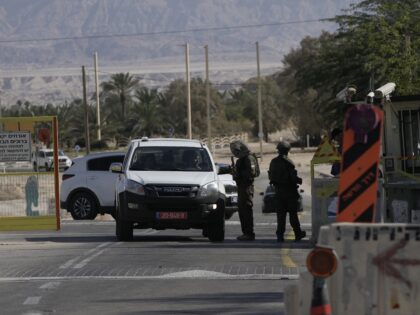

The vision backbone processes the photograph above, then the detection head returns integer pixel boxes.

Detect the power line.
[0,18,331,44]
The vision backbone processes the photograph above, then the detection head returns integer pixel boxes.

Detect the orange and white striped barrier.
[337,104,384,222]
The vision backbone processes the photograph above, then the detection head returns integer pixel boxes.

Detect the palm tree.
[131,87,164,137]
[101,73,139,121]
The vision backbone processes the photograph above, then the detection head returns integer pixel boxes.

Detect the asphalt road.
[0,173,313,315]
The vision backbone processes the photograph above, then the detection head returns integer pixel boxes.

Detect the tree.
[161,78,227,138]
[275,0,420,128]
[334,0,420,95]
[101,73,139,121]
[130,87,164,137]
[240,77,291,141]
[275,37,325,138]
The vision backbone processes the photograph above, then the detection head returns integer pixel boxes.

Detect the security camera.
[366,91,375,103]
[374,82,396,99]
[336,85,357,102]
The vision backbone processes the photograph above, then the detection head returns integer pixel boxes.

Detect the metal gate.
[0,116,60,231]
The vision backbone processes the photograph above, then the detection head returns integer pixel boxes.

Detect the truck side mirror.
[110,162,123,173]
[217,164,232,175]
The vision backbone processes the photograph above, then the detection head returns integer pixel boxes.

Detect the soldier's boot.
[294,230,306,242]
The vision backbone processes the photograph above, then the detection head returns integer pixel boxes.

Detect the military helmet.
[230,140,250,158]
[276,141,291,154]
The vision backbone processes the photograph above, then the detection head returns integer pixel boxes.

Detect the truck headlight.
[126,180,145,196]
[198,182,218,198]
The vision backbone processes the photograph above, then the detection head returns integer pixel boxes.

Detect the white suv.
[111,138,231,242]
[60,152,125,220]
[32,148,72,171]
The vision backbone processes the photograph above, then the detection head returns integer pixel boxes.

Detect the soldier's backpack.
[249,153,260,178]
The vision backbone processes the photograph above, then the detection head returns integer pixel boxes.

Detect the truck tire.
[69,192,98,220]
[116,215,133,242]
[207,216,225,242]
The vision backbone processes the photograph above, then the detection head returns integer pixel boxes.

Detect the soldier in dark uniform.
[230,141,255,241]
[268,141,306,242]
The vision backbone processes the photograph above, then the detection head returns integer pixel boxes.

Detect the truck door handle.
[88,176,97,180]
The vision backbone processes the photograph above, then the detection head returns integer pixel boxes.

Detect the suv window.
[130,146,212,172]
[87,155,125,171]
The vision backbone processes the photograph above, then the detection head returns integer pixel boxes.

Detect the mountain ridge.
[0,0,357,104]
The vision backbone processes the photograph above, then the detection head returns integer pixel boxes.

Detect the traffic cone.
[310,278,332,315]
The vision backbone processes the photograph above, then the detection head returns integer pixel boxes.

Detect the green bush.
[90,140,109,150]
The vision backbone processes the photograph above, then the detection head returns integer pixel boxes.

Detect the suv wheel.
[69,192,98,220]
[207,215,225,242]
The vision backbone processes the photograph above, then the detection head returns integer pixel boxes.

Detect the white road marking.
[1,273,299,282]
[85,242,111,255]
[23,296,41,305]
[60,242,112,269]
[39,281,61,290]
[73,249,106,269]
[59,257,81,269]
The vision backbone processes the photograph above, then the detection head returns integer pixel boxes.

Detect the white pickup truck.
[32,148,72,171]
[111,138,231,242]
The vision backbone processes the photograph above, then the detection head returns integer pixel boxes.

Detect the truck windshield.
[43,150,65,157]
[130,147,213,172]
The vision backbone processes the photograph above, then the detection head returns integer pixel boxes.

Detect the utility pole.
[205,45,212,152]
[82,66,90,154]
[0,98,2,119]
[256,42,263,161]
[0,98,2,132]
[185,43,192,139]
[93,51,101,141]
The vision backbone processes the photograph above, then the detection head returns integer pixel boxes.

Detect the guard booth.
[0,116,61,231]
[383,95,420,223]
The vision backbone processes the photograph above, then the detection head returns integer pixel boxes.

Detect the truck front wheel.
[207,217,225,242]
[115,204,133,241]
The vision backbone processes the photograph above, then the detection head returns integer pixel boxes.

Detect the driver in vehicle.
[182,150,201,170]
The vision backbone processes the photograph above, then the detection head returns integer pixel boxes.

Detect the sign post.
[0,131,32,162]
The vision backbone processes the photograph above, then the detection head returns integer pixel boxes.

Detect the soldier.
[268,141,306,242]
[230,140,258,241]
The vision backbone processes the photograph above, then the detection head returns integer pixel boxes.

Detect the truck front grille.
[224,184,237,194]
[146,185,199,198]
